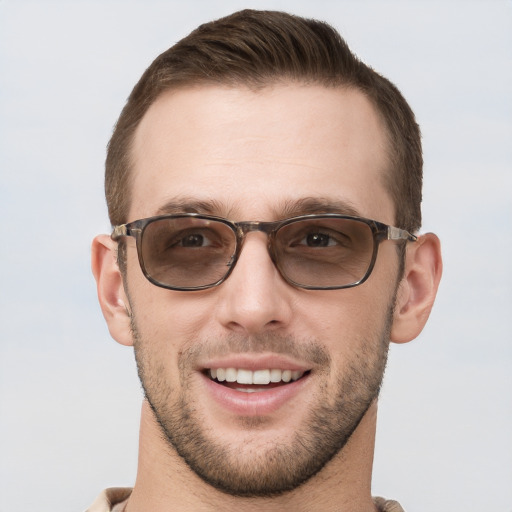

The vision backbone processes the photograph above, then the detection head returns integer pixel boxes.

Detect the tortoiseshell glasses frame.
[111,213,417,291]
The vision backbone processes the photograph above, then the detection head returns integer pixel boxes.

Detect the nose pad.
[231,234,280,284]
[266,234,280,268]
[226,227,277,274]
[226,253,236,268]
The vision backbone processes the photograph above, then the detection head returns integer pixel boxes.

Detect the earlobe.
[91,234,134,347]
[390,233,443,344]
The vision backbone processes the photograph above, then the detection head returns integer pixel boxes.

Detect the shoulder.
[85,487,132,512]
[373,496,405,512]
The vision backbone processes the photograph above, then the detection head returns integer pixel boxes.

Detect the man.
[90,9,442,512]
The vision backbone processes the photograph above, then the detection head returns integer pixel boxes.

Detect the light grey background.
[1,1,511,511]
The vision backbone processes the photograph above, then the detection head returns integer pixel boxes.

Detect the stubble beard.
[130,303,393,498]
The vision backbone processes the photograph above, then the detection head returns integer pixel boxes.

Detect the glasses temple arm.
[387,226,417,242]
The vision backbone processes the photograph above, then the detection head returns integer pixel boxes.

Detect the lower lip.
[201,373,310,416]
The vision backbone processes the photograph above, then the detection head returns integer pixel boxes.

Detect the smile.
[209,368,306,387]
[200,356,312,414]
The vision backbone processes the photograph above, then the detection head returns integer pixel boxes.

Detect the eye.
[177,233,210,247]
[294,229,351,249]
[170,229,219,248]
[302,232,337,247]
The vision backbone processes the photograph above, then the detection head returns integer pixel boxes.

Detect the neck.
[125,400,378,512]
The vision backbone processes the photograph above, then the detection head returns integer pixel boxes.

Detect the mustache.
[179,332,331,369]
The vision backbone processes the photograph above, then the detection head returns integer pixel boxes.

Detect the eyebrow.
[155,198,229,216]
[277,197,362,218]
[153,196,362,220]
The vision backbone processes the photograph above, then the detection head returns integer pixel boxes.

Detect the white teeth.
[209,368,305,384]
[237,369,253,384]
[291,370,302,381]
[225,368,237,382]
[270,369,282,382]
[253,369,270,385]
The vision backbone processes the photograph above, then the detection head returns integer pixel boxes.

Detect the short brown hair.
[106,9,422,232]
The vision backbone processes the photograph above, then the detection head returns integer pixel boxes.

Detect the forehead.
[129,83,393,222]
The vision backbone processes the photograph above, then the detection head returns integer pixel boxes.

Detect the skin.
[92,83,442,511]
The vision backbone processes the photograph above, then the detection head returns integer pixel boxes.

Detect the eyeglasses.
[111,213,417,291]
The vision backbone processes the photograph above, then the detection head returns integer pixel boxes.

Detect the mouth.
[205,368,310,393]
[199,356,313,415]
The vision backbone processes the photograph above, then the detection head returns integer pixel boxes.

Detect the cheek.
[128,286,217,360]
[134,295,208,343]
[129,292,208,395]
[298,286,394,353]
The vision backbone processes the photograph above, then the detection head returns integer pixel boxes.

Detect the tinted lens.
[140,217,236,289]
[274,217,375,288]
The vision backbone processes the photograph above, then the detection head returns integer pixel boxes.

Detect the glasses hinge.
[112,225,127,239]
[388,226,406,240]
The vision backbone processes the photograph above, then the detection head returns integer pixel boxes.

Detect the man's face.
[124,84,401,496]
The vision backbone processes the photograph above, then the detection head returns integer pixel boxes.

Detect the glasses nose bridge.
[234,221,280,266]
[236,220,279,239]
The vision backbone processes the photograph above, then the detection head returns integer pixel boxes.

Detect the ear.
[91,234,134,346]
[391,233,443,344]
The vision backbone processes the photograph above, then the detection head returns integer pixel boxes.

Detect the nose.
[214,233,294,335]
